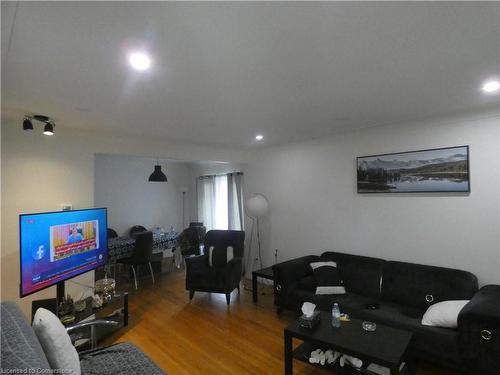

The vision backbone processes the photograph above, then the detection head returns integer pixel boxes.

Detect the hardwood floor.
[106,270,458,375]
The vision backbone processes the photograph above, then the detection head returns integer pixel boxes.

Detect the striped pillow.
[310,261,346,295]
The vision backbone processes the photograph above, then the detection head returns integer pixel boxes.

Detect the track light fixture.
[22,114,56,135]
[23,117,34,130]
[43,122,54,136]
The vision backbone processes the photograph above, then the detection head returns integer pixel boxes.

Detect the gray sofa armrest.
[458,285,500,375]
[1,302,51,372]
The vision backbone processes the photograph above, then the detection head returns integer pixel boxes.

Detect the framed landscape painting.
[357,146,470,193]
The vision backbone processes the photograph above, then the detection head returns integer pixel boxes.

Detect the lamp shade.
[148,165,167,182]
[43,122,54,136]
[245,194,269,218]
[23,118,33,130]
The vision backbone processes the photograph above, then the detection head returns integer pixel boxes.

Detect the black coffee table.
[252,266,274,303]
[284,311,415,375]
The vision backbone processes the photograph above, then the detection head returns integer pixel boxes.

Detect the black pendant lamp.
[23,117,34,130]
[148,161,167,182]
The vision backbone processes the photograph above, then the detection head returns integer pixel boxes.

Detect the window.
[197,173,243,231]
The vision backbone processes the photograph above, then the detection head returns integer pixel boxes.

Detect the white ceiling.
[2,2,500,147]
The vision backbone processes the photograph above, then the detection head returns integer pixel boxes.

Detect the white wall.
[244,111,500,286]
[94,155,192,236]
[1,120,249,317]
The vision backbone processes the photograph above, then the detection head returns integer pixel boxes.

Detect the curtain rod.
[198,171,243,179]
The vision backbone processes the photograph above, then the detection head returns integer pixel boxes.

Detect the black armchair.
[185,230,245,305]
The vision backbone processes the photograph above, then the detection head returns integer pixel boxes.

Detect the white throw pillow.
[421,300,469,328]
[32,308,81,374]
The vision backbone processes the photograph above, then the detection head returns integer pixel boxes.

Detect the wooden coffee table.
[284,311,415,375]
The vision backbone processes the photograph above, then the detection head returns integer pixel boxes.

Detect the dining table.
[107,231,179,264]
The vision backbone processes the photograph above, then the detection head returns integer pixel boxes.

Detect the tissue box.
[298,310,320,328]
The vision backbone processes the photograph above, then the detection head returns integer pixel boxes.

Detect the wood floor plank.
[104,270,457,375]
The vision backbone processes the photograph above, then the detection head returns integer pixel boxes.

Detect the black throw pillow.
[310,261,346,295]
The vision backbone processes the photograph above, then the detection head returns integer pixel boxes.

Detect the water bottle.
[332,303,341,328]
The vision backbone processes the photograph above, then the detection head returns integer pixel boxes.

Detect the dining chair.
[107,228,118,238]
[129,225,147,238]
[117,231,155,290]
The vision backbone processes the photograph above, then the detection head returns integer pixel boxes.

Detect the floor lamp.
[245,193,269,272]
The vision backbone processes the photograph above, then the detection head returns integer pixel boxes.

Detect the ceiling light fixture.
[22,114,56,135]
[255,134,264,141]
[43,122,55,136]
[23,117,33,130]
[129,51,152,71]
[148,160,167,182]
[481,80,500,94]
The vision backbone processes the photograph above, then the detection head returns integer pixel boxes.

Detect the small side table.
[252,266,274,303]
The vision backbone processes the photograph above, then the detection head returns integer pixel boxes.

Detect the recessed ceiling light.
[481,80,500,94]
[255,134,263,141]
[128,52,151,71]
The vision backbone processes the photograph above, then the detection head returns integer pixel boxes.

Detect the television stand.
[66,292,129,351]
[57,281,65,304]
[30,281,67,321]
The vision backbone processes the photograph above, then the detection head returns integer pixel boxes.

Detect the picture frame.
[357,145,470,194]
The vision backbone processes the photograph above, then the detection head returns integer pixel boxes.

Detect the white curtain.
[197,176,216,230]
[214,175,228,230]
[197,175,230,230]
[227,172,244,231]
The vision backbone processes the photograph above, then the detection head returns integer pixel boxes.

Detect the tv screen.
[20,208,108,297]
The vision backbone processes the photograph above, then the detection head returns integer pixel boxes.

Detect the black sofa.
[273,251,500,374]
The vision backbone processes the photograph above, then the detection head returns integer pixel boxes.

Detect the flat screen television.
[19,208,108,298]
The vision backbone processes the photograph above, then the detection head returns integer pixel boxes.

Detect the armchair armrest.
[185,254,206,270]
[272,255,319,310]
[458,285,500,374]
[66,320,119,349]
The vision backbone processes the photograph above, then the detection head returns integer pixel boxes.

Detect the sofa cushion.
[297,275,316,292]
[320,252,385,298]
[187,267,227,291]
[288,289,373,314]
[310,261,346,295]
[381,261,478,311]
[354,301,460,365]
[80,342,165,374]
[0,302,51,372]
